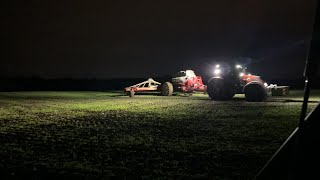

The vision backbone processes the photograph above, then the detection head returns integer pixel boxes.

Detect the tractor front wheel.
[207,78,235,101]
[243,82,267,102]
[161,82,173,96]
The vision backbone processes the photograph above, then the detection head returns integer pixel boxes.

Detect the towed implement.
[124,70,206,97]
[123,78,161,97]
[161,70,207,96]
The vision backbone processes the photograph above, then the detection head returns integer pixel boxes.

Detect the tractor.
[161,70,207,96]
[207,63,268,102]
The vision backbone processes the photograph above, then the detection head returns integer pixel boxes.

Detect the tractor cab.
[213,64,246,80]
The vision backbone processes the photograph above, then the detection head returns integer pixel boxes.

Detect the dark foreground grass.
[0,91,319,179]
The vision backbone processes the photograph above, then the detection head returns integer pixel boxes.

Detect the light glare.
[214,69,221,75]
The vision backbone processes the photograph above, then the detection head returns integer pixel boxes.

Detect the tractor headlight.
[214,69,221,75]
[239,72,244,77]
[236,64,242,69]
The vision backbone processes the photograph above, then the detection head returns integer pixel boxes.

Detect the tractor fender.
[208,76,223,83]
[242,81,265,92]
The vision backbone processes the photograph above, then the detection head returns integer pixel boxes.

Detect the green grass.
[0,90,319,179]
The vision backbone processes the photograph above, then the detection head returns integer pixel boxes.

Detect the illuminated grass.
[0,90,319,179]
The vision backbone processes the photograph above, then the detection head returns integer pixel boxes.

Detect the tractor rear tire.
[161,82,173,96]
[244,82,267,102]
[207,78,235,101]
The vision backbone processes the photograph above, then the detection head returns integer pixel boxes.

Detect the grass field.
[0,90,319,179]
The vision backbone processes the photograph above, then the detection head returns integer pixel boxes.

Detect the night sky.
[1,0,317,79]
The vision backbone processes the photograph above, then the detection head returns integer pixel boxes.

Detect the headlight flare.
[214,69,221,75]
[236,64,242,69]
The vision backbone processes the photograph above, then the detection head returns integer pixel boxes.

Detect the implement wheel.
[207,78,235,101]
[129,89,135,97]
[161,82,173,96]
